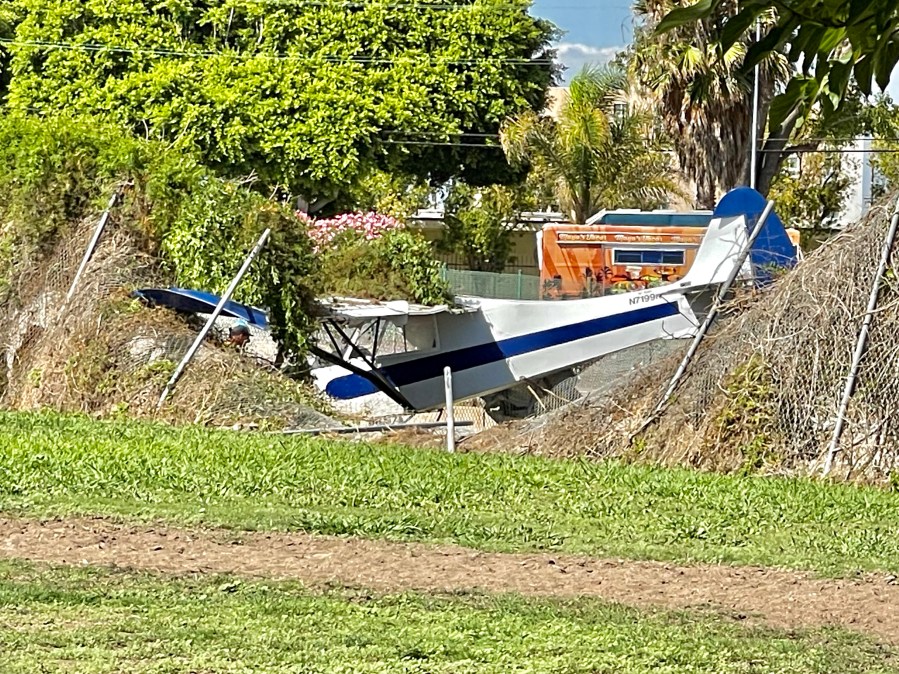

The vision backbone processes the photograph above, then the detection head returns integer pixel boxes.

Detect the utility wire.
[380,139,504,148]
[380,130,499,137]
[210,0,556,8]
[388,133,899,152]
[0,39,553,66]
[758,148,899,153]
[766,137,899,143]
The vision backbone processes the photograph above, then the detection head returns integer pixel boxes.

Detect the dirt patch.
[2,515,898,642]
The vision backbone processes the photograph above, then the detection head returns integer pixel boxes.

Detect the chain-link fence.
[0,199,335,429]
[19,189,899,475]
[465,196,899,481]
[443,267,540,300]
[629,198,897,478]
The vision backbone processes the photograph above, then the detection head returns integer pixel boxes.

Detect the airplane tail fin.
[676,213,752,290]
[676,187,797,291]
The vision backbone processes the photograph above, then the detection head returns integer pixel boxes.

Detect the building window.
[613,249,685,265]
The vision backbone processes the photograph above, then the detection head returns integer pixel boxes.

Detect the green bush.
[0,114,318,355]
[0,115,129,296]
[0,113,450,356]
[0,114,205,277]
[163,178,319,355]
[321,228,450,305]
[441,182,519,272]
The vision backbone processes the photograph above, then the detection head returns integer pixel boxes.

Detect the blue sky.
[531,0,634,83]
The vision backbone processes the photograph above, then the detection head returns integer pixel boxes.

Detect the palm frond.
[501,63,679,221]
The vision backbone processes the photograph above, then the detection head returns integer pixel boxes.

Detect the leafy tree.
[641,1,890,202]
[320,227,450,305]
[658,1,899,157]
[860,95,899,196]
[337,169,432,221]
[501,66,678,223]
[629,0,792,206]
[0,5,18,99]
[767,151,852,234]
[4,0,556,205]
[440,182,521,272]
[764,90,899,240]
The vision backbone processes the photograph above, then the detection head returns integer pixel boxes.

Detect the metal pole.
[823,196,899,475]
[444,366,456,452]
[517,270,523,299]
[750,20,761,190]
[638,201,775,433]
[279,420,474,436]
[65,186,125,303]
[157,228,271,409]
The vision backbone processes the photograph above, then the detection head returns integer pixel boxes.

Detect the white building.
[839,137,875,227]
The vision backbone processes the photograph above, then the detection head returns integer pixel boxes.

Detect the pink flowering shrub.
[302,211,403,252]
[297,210,449,304]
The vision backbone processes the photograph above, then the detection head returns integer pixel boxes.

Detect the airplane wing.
[133,287,269,327]
[315,297,474,327]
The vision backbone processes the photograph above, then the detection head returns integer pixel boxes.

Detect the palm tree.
[629,0,789,207]
[500,66,679,224]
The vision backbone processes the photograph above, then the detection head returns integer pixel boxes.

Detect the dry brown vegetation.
[0,214,332,429]
[464,197,899,483]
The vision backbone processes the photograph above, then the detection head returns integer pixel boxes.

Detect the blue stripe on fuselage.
[324,301,679,400]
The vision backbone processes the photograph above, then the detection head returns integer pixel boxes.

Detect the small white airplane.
[137,188,796,418]
[310,188,797,416]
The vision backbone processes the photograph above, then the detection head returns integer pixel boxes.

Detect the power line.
[388,132,899,144]
[758,148,899,153]
[137,0,610,11]
[766,137,899,144]
[380,130,676,148]
[219,0,544,8]
[380,130,499,137]
[379,139,676,152]
[0,39,553,66]
[381,139,504,148]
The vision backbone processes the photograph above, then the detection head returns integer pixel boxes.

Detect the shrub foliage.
[0,114,319,353]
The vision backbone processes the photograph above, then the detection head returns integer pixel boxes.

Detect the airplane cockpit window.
[375,317,438,356]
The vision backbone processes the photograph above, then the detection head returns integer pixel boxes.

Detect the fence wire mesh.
[465,196,899,481]
[640,201,890,477]
[10,191,899,474]
[0,205,334,429]
[584,199,899,478]
[443,268,540,300]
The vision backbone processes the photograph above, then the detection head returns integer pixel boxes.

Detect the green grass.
[2,411,899,574]
[0,560,895,673]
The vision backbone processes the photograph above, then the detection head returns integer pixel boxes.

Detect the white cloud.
[554,43,623,83]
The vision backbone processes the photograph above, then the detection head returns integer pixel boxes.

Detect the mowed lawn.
[1,411,899,574]
[1,560,896,674]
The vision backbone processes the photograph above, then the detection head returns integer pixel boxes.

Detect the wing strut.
[310,319,415,411]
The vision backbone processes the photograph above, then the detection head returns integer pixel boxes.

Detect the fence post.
[823,195,899,475]
[65,185,127,304]
[157,228,271,409]
[631,201,774,439]
[444,366,455,452]
[517,270,523,299]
